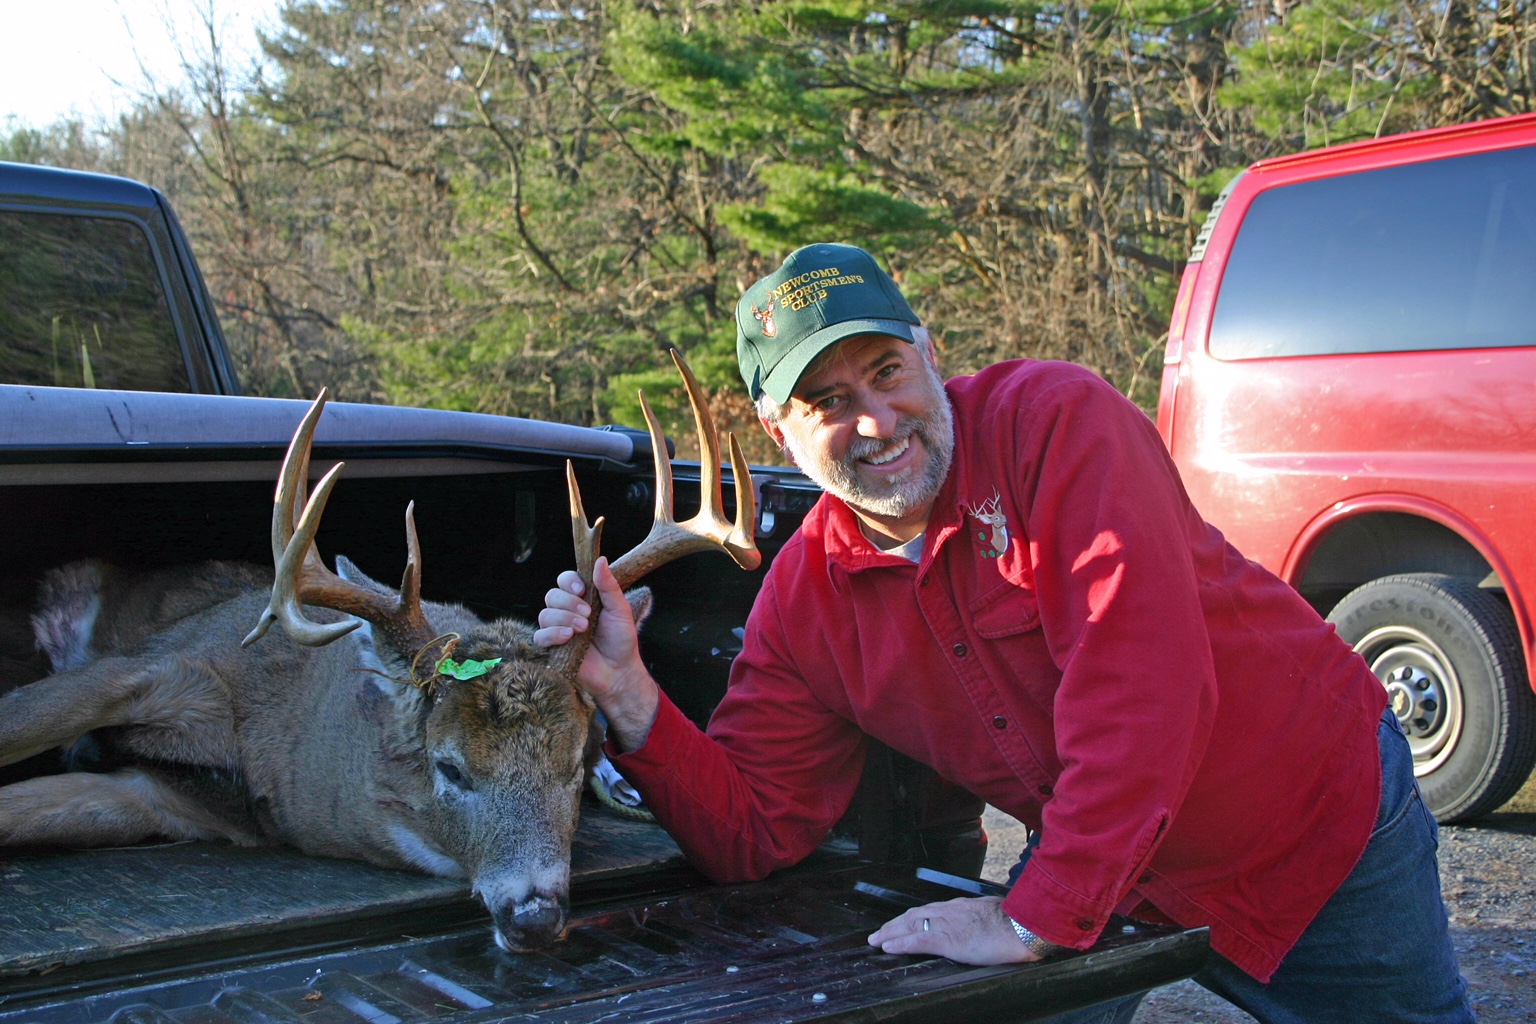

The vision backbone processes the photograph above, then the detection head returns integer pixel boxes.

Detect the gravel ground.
[981,774,1536,1023]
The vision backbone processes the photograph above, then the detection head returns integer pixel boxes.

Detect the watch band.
[1009,917,1062,958]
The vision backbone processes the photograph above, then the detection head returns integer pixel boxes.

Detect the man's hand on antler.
[536,556,661,751]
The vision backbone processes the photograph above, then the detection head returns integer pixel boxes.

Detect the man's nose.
[855,395,899,438]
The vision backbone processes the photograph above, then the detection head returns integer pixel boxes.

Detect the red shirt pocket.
[968,573,1042,638]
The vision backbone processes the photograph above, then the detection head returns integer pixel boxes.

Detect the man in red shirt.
[538,243,1474,1022]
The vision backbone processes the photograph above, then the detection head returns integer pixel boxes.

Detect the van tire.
[1328,573,1536,823]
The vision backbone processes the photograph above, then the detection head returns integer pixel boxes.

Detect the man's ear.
[759,416,786,451]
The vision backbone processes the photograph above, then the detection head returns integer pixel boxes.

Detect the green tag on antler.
[436,656,502,680]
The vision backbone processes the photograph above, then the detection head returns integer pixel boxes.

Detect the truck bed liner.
[0,805,684,986]
[0,825,1207,1024]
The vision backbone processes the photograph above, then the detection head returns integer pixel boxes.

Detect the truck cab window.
[0,210,191,392]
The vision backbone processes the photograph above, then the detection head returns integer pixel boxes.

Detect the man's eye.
[815,395,842,412]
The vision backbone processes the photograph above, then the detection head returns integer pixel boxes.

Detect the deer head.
[751,296,778,337]
[242,350,759,952]
[964,490,1010,559]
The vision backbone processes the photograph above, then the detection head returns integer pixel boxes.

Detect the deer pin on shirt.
[966,492,1011,559]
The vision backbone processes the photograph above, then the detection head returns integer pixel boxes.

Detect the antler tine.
[244,391,346,647]
[607,349,762,589]
[565,461,606,596]
[243,392,439,662]
[677,348,759,570]
[554,350,759,675]
[726,430,756,560]
[552,461,608,676]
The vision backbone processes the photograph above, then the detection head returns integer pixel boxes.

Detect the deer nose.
[493,896,568,951]
[515,897,565,935]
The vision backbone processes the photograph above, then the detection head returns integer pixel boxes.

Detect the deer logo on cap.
[751,296,778,337]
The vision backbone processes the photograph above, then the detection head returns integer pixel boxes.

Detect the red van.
[1156,112,1536,822]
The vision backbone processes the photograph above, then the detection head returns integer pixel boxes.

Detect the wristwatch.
[1009,917,1063,958]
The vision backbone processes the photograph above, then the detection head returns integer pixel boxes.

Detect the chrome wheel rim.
[1357,625,1464,777]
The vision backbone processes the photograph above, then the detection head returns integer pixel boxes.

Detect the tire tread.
[1330,573,1536,822]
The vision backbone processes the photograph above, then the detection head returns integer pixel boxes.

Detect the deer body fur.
[1,555,654,939]
[0,556,649,951]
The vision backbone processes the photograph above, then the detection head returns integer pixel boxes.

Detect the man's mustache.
[844,419,924,464]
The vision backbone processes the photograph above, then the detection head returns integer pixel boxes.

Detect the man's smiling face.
[763,333,954,542]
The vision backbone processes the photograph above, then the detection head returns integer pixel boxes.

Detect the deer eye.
[435,760,471,791]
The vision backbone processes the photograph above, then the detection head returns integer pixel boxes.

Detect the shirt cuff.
[606,690,694,785]
[1003,863,1111,951]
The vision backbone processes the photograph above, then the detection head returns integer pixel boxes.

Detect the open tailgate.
[0,812,1206,1024]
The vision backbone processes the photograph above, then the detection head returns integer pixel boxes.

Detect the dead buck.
[0,351,759,952]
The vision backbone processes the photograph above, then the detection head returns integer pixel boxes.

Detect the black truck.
[0,161,1207,1024]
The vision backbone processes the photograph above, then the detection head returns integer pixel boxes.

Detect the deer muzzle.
[491,894,569,952]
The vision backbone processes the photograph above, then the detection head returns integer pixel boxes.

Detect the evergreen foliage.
[8,0,1532,460]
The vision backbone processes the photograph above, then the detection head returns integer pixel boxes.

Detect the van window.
[1208,146,1536,360]
[0,211,191,391]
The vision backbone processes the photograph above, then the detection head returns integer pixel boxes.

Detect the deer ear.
[335,555,388,592]
[624,586,654,631]
[333,556,429,694]
[583,704,606,772]
[348,617,408,696]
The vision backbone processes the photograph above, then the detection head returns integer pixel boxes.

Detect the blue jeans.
[1018,712,1476,1024]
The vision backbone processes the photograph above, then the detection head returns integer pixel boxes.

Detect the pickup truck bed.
[0,820,1206,1024]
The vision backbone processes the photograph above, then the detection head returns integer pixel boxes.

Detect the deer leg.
[0,768,259,847]
[0,654,236,769]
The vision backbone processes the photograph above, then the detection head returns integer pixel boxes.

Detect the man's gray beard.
[782,371,955,521]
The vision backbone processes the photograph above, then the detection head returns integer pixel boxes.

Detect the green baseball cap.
[735,243,919,404]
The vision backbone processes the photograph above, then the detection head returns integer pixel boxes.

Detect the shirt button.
[1038,783,1053,796]
[992,716,1007,729]
[953,643,968,658]
[1076,918,1095,932]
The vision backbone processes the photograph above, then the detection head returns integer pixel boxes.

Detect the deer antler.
[557,349,761,673]
[611,349,760,586]
[966,489,1003,518]
[243,390,442,665]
